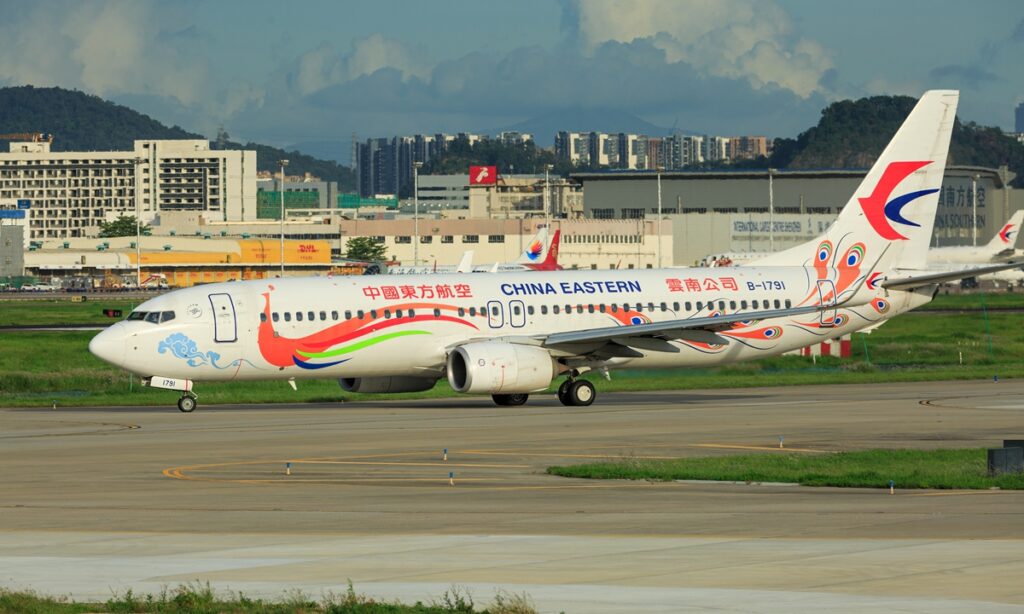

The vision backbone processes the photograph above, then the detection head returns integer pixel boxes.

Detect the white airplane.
[89,90,1021,412]
[927,210,1023,265]
[386,227,562,274]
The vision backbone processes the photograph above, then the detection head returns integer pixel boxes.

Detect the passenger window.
[660,302,667,311]
[344,310,351,320]
[696,302,703,311]
[527,306,534,315]
[729,301,736,310]
[272,312,279,322]
[611,304,618,313]
[331,311,338,321]
[458,307,465,317]
[370,309,378,319]
[357,310,364,319]
[599,304,606,313]
[435,308,442,317]
[296,312,303,322]
[408,309,416,317]
[647,303,655,312]
[718,301,725,311]
[785,299,792,308]
[260,313,267,323]
[513,305,521,316]
[673,302,679,311]
[752,300,759,309]
[308,311,315,321]
[741,300,748,309]
[145,312,160,323]
[320,311,327,321]
[587,305,594,313]
[383,309,391,319]
[775,299,781,309]
[397,309,404,318]
[565,304,572,313]
[541,305,548,315]
[469,307,476,316]
[553,305,560,314]
[685,302,692,311]
[284,312,292,322]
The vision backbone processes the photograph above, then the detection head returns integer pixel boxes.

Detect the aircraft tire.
[567,380,595,406]
[177,395,197,413]
[557,380,573,405]
[492,393,529,406]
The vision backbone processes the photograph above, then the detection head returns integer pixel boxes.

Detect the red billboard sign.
[469,165,497,185]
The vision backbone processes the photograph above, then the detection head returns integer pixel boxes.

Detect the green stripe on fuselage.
[296,330,431,359]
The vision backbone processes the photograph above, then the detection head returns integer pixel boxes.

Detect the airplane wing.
[882,261,1024,290]
[539,305,823,356]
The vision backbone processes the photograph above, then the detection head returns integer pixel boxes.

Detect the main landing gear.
[177,392,198,413]
[557,376,595,407]
[492,393,529,406]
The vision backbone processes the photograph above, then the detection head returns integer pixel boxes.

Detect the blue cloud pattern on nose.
[158,333,252,370]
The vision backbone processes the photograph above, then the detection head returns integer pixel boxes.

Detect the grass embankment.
[0,297,137,326]
[1,294,1022,407]
[547,448,1024,490]
[0,582,537,614]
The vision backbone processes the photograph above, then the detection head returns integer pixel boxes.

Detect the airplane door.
[816,280,837,326]
[487,300,504,329]
[509,300,526,328]
[209,293,238,342]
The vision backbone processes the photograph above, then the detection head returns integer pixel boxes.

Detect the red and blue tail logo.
[526,239,544,261]
[999,223,1016,244]
[858,161,939,240]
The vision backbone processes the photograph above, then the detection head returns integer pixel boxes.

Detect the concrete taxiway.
[2,380,1023,612]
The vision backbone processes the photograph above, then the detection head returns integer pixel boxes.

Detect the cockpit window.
[160,311,175,323]
[144,312,161,323]
[127,311,147,321]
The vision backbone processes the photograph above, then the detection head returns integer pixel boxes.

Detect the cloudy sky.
[1,0,1022,162]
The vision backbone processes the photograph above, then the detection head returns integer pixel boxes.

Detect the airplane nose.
[89,323,127,367]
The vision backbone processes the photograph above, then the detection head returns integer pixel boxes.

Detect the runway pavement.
[2,380,1023,612]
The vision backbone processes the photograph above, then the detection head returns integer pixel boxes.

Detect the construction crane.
[0,133,54,143]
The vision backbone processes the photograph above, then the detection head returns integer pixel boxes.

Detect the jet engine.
[338,376,438,393]
[447,342,557,394]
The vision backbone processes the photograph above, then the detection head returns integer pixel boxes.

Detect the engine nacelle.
[339,376,438,394]
[447,342,556,394]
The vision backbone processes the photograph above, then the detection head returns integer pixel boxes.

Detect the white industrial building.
[0,138,257,241]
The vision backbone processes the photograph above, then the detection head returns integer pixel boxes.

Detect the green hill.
[0,85,354,190]
[770,95,1024,187]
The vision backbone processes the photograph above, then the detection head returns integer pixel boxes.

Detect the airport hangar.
[573,165,1023,266]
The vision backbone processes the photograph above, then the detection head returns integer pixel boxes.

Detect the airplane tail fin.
[752,90,959,274]
[984,210,1024,254]
[516,226,551,266]
[529,229,562,271]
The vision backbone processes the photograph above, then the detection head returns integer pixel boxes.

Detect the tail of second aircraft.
[517,227,563,270]
[984,209,1024,255]
[753,90,959,275]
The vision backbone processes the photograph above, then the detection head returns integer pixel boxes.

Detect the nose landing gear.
[176,392,198,413]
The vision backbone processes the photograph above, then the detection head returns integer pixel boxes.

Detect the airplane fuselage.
[91,266,925,384]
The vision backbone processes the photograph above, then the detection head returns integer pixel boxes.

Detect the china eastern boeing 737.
[89,90,1021,412]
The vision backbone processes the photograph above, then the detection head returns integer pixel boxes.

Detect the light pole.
[134,157,143,286]
[413,161,422,266]
[656,166,664,268]
[544,163,554,227]
[768,168,776,252]
[278,159,289,276]
[972,174,979,247]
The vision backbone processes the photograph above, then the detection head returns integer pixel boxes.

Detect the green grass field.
[0,582,533,614]
[1,294,1022,407]
[547,448,1024,490]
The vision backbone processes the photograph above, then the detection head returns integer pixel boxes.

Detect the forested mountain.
[769,95,1024,187]
[0,86,354,190]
